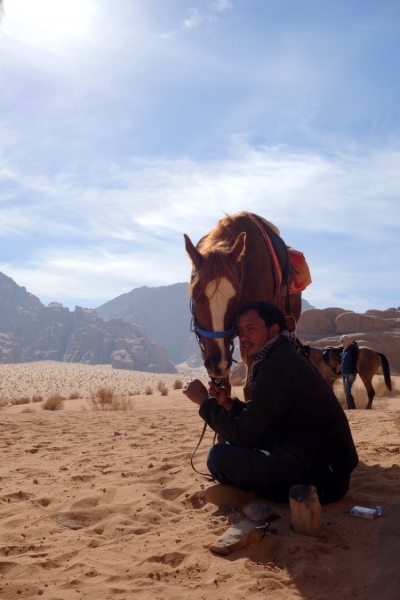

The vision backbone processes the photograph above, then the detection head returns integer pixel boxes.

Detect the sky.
[0,0,399,313]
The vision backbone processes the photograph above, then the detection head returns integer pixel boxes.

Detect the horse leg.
[359,374,375,410]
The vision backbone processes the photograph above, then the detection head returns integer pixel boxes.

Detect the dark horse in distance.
[304,345,392,409]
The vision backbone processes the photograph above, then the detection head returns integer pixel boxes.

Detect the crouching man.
[183,301,358,506]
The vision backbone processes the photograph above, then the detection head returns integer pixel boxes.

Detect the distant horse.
[304,345,392,410]
[184,212,310,397]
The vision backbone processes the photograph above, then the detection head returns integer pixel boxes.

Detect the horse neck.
[232,218,275,306]
[199,213,275,307]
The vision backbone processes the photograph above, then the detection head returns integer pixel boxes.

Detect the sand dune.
[0,362,399,599]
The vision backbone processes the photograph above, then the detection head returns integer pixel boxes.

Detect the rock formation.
[298,307,400,373]
[0,272,176,373]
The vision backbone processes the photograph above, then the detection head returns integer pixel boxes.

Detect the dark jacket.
[341,342,359,374]
[199,337,358,502]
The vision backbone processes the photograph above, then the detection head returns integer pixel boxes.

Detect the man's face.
[236,309,280,359]
[341,338,351,349]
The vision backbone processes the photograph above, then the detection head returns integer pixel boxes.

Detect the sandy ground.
[0,362,400,600]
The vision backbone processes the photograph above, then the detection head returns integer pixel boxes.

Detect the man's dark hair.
[237,301,288,332]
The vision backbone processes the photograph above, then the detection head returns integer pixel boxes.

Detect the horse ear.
[229,232,246,265]
[184,234,204,272]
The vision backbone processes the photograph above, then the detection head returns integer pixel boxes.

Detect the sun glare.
[4,0,95,45]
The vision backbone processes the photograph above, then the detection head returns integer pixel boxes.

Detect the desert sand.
[0,361,400,600]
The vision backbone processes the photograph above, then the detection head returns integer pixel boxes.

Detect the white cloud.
[182,8,206,30]
[182,1,232,31]
[1,141,399,311]
[212,0,232,12]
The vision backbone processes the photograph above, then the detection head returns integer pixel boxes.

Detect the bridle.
[189,268,238,362]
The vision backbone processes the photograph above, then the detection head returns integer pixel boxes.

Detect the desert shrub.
[94,387,114,408]
[128,390,140,396]
[68,391,80,400]
[0,397,8,408]
[116,397,134,411]
[32,395,43,403]
[157,381,169,395]
[370,375,394,398]
[90,395,133,411]
[145,385,153,395]
[21,407,36,414]
[42,396,64,411]
[173,379,183,390]
[11,397,31,406]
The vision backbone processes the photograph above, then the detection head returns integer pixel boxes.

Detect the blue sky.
[0,0,399,313]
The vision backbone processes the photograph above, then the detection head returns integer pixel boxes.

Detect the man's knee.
[206,443,229,473]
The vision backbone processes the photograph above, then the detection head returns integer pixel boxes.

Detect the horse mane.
[197,212,248,255]
[190,213,245,299]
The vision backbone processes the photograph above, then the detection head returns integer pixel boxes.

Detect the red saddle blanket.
[248,213,312,297]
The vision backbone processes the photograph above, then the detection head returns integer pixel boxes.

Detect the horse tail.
[377,352,392,392]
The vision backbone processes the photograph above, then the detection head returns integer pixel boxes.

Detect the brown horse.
[305,345,392,410]
[184,212,308,395]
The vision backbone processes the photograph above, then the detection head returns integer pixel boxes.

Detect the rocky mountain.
[0,272,176,373]
[96,283,193,365]
[96,284,315,366]
[297,307,400,373]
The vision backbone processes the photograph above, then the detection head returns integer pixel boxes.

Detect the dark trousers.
[207,443,291,503]
[207,443,351,504]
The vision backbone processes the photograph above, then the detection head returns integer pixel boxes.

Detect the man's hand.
[208,381,233,412]
[348,373,354,382]
[183,379,209,406]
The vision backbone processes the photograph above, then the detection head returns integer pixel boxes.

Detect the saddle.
[247,213,311,298]
[322,347,343,375]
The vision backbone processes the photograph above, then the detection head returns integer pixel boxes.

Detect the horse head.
[184,232,246,379]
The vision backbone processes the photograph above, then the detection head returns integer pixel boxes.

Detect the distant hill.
[302,299,314,311]
[0,272,176,372]
[96,283,193,365]
[96,283,316,365]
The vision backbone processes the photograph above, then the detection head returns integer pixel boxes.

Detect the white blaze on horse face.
[205,278,236,371]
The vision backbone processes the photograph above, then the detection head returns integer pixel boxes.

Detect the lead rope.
[190,422,216,480]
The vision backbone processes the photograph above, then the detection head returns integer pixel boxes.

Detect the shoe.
[346,394,356,410]
[204,484,261,508]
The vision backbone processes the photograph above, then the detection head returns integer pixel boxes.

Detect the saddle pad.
[287,247,312,294]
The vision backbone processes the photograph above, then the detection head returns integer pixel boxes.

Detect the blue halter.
[189,296,236,351]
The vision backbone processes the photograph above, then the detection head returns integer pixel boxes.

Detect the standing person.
[340,335,360,410]
[183,301,358,507]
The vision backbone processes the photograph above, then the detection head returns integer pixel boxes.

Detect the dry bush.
[157,381,169,396]
[90,395,133,411]
[145,385,153,395]
[68,391,80,400]
[230,377,245,387]
[116,397,134,411]
[42,396,64,411]
[21,407,36,414]
[92,387,114,409]
[32,395,43,403]
[371,375,396,398]
[334,376,394,409]
[173,379,183,390]
[11,397,31,406]
[0,397,8,408]
[128,390,140,396]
